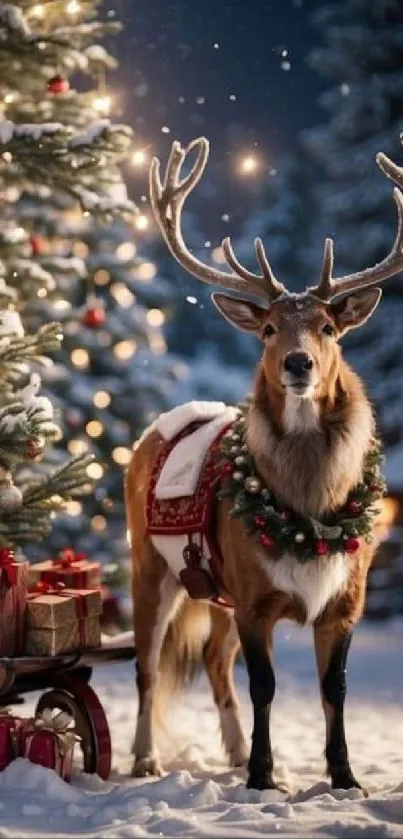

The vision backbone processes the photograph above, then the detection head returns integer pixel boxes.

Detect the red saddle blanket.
[146,420,233,605]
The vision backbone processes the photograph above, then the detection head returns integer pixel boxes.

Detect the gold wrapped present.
[26,584,101,656]
[29,549,100,591]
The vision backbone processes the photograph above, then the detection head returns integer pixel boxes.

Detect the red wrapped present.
[29,549,100,591]
[26,582,102,655]
[0,707,25,771]
[0,548,28,655]
[20,709,79,781]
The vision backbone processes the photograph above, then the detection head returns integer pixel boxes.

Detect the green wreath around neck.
[217,402,386,563]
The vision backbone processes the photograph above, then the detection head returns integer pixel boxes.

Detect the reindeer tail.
[158,598,212,700]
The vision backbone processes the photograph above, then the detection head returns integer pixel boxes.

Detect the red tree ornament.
[47,75,70,94]
[26,438,45,460]
[30,234,45,256]
[314,539,329,556]
[259,532,274,549]
[221,462,233,475]
[345,537,360,554]
[84,306,105,328]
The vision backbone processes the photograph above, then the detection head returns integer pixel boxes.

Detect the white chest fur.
[258,550,350,623]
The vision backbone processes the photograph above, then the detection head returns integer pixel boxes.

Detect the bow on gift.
[26,709,80,755]
[31,580,66,595]
[0,548,16,587]
[55,549,87,569]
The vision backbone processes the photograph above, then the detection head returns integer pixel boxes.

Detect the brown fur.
[126,290,380,784]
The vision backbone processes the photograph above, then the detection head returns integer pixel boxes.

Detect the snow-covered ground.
[2,619,403,838]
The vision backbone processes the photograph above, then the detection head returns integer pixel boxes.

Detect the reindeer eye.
[322,323,335,337]
[263,323,276,338]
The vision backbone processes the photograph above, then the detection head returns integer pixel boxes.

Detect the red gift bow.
[0,548,16,587]
[53,548,87,569]
[28,581,90,645]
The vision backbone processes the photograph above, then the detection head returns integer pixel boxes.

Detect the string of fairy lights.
[0,0,262,535]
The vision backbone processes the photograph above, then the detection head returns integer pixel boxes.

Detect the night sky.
[111,0,326,234]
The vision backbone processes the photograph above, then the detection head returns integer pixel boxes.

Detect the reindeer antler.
[149,137,285,302]
[310,157,403,301]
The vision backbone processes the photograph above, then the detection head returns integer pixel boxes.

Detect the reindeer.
[125,137,403,791]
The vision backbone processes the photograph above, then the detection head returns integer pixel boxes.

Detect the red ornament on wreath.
[346,500,361,515]
[259,532,274,549]
[84,306,105,328]
[314,539,329,556]
[345,537,360,554]
[47,75,70,94]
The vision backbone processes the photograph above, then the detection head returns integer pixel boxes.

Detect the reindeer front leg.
[237,619,276,790]
[314,623,361,790]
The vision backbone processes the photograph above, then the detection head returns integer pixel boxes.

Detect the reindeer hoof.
[132,756,163,778]
[331,767,363,793]
[246,772,277,791]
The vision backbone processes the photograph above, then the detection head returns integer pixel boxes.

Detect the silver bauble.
[295,532,306,543]
[0,482,23,513]
[244,476,262,494]
[230,445,240,455]
[235,455,247,466]
[232,471,244,482]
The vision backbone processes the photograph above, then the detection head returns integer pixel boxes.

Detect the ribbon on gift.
[24,709,80,757]
[39,549,91,589]
[28,582,90,646]
[0,548,16,587]
[54,549,87,569]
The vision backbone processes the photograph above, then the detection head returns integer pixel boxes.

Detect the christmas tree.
[0,1,178,612]
[304,0,403,448]
[0,296,90,553]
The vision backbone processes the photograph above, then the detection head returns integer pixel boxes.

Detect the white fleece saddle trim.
[155,407,238,499]
[138,401,230,445]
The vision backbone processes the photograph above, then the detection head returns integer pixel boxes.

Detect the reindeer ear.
[212,292,266,333]
[330,287,382,335]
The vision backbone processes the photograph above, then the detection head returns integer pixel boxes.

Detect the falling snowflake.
[213,42,219,49]
[196,96,205,105]
[281,49,288,57]
[221,213,230,222]
[229,94,237,102]
[178,96,186,104]
[204,240,211,248]
[340,83,350,96]
[281,60,291,71]
[186,296,197,304]
[161,126,170,134]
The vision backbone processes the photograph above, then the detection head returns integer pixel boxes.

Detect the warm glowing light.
[73,241,88,258]
[112,447,132,465]
[136,261,156,281]
[94,269,110,286]
[4,94,14,105]
[110,283,134,307]
[31,4,45,17]
[52,299,70,312]
[131,149,148,167]
[37,287,48,298]
[92,94,111,114]
[86,420,103,438]
[114,340,137,360]
[68,439,89,455]
[91,515,107,531]
[147,308,165,327]
[212,245,226,264]
[93,390,111,409]
[135,214,149,231]
[116,241,136,260]
[66,0,81,13]
[65,500,82,516]
[71,348,89,369]
[239,154,259,175]
[150,334,167,354]
[87,462,104,480]
[377,496,399,527]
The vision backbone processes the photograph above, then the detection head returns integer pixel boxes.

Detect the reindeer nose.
[284,352,314,377]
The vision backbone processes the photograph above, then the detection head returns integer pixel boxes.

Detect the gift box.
[26,584,102,655]
[29,549,100,591]
[0,548,28,656]
[0,708,26,771]
[20,709,79,781]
